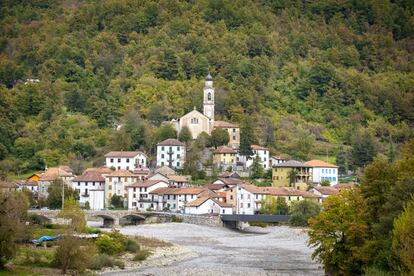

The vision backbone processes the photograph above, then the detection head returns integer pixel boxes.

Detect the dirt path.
[100,223,323,276]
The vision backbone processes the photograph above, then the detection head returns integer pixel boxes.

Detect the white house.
[184,197,233,215]
[105,170,139,207]
[71,171,106,209]
[89,190,105,210]
[127,180,169,211]
[234,184,266,215]
[105,151,147,171]
[309,186,339,203]
[148,187,206,212]
[156,139,186,169]
[16,180,39,193]
[244,145,270,170]
[269,156,286,167]
[304,160,339,186]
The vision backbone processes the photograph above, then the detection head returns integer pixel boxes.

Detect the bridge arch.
[92,214,117,227]
[120,214,146,225]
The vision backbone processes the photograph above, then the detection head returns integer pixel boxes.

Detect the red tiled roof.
[184,196,211,207]
[157,139,185,146]
[206,183,226,190]
[215,178,244,185]
[72,171,105,182]
[214,145,236,154]
[251,145,269,151]
[104,151,146,158]
[312,186,339,195]
[84,167,114,174]
[107,170,136,177]
[304,160,338,168]
[39,166,73,181]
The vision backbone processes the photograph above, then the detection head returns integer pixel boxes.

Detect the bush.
[171,215,183,223]
[90,254,125,270]
[133,250,151,262]
[95,235,123,255]
[86,227,101,234]
[249,221,268,228]
[289,200,321,226]
[125,239,140,253]
[363,266,391,276]
[14,247,54,267]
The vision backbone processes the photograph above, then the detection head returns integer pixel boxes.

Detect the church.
[172,74,240,149]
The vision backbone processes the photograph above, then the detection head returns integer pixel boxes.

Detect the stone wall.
[175,214,223,227]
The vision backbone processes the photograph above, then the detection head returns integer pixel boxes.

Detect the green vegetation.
[288,200,320,227]
[171,215,184,223]
[46,179,79,209]
[0,0,412,178]
[309,140,414,275]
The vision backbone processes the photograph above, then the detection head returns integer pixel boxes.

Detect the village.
[0,75,355,218]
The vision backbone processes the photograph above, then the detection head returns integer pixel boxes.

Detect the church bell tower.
[203,73,214,120]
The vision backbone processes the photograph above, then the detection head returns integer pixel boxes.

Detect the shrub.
[86,227,101,234]
[289,200,321,226]
[95,235,123,255]
[249,221,268,228]
[125,239,140,253]
[14,247,54,267]
[133,250,151,262]
[363,266,391,276]
[90,254,125,270]
[53,235,95,274]
[171,215,183,223]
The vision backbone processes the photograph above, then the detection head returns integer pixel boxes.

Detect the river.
[99,223,323,276]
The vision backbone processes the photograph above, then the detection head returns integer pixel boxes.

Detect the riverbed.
[99,223,323,276]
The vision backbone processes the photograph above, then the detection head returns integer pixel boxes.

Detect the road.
[99,223,323,276]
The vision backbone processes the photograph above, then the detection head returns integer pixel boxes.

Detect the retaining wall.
[175,214,223,227]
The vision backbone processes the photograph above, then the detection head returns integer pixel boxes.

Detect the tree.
[59,197,86,233]
[320,180,330,186]
[260,196,277,214]
[351,130,378,169]
[336,146,349,175]
[0,191,29,268]
[288,169,297,187]
[178,126,192,144]
[194,131,211,149]
[392,198,414,274]
[210,128,229,148]
[154,124,177,143]
[147,104,165,126]
[110,194,124,208]
[308,189,369,275]
[46,179,80,209]
[251,155,264,179]
[239,118,257,156]
[54,235,95,274]
[289,200,320,226]
[275,197,289,215]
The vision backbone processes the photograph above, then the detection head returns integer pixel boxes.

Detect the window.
[109,185,112,190]
[132,202,136,206]
[191,118,199,124]
[126,158,130,163]
[222,209,225,214]
[247,203,251,208]
[177,154,180,158]
[230,195,233,200]
[161,162,164,166]
[177,162,180,167]
[240,203,243,208]
[177,146,180,151]
[133,194,136,198]
[247,194,250,199]
[162,146,164,151]
[117,166,120,170]
[110,158,114,163]
[140,204,143,208]
[118,158,121,163]
[208,92,211,100]
[77,182,80,186]
[322,169,324,173]
[126,166,129,171]
[233,136,236,140]
[233,128,236,133]
[161,154,164,158]
[240,194,243,199]
[134,188,136,192]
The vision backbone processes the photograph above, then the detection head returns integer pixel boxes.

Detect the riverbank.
[100,223,323,275]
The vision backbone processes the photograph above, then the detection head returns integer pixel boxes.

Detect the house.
[155,165,176,176]
[184,196,233,215]
[16,180,39,194]
[272,160,312,190]
[38,166,74,198]
[156,139,186,169]
[27,173,41,182]
[133,168,150,180]
[214,121,240,149]
[167,174,191,188]
[150,187,207,212]
[127,180,169,211]
[206,183,229,192]
[104,151,147,171]
[213,178,244,186]
[240,145,270,170]
[269,156,286,167]
[218,171,240,178]
[213,145,236,171]
[0,181,19,193]
[147,172,170,182]
[105,170,139,207]
[304,160,339,186]
[265,187,320,205]
[309,186,339,202]
[84,167,113,175]
[71,171,106,209]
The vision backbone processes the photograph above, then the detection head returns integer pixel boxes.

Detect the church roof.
[206,73,213,81]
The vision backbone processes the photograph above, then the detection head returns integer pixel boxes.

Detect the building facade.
[272,160,312,190]
[105,170,139,207]
[304,160,339,186]
[71,171,105,209]
[213,145,237,171]
[105,151,147,171]
[127,180,169,211]
[156,139,186,169]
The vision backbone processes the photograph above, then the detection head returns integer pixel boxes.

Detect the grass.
[133,250,151,262]
[13,246,55,268]
[9,171,39,181]
[314,155,336,164]
[31,226,66,239]
[0,265,60,275]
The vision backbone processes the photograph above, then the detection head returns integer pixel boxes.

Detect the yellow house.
[213,145,236,171]
[272,160,312,191]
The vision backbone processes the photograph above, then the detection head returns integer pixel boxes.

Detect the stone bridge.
[28,210,173,227]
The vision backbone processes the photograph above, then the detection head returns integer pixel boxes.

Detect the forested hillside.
[1,0,413,176]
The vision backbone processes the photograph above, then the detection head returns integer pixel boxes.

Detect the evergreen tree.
[251,155,264,179]
[387,137,396,162]
[239,118,257,156]
[351,130,378,169]
[336,146,349,175]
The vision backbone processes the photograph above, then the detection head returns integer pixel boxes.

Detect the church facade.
[173,74,240,149]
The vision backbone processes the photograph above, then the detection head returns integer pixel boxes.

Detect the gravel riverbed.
[99,223,323,276]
